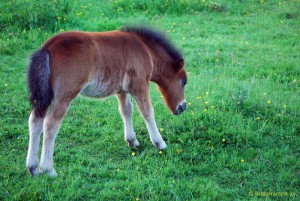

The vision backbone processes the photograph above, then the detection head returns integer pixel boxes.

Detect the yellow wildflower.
[176,149,184,154]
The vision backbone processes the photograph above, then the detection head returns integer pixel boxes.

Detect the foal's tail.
[27,49,53,118]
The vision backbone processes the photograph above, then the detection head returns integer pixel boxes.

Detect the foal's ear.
[174,59,184,72]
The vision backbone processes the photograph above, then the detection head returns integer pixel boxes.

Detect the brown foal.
[26,27,187,177]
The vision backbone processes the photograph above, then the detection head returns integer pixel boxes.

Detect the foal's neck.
[150,58,172,86]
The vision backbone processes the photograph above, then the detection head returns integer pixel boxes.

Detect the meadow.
[0,0,299,200]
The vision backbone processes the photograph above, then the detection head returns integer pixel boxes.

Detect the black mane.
[121,26,183,61]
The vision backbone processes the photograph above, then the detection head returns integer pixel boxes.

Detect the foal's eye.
[182,79,187,87]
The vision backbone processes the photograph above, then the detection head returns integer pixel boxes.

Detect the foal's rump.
[28,32,96,117]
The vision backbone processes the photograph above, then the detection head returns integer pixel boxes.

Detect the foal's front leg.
[133,89,167,150]
[117,93,140,147]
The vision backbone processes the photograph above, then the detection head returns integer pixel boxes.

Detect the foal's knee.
[140,107,154,121]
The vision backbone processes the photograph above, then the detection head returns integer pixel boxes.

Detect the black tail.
[27,49,53,118]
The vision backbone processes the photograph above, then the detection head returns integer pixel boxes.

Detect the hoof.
[47,169,58,177]
[27,166,40,177]
[154,141,167,150]
[127,139,140,147]
[40,167,58,177]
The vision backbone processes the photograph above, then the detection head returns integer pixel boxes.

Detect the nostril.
[173,101,187,115]
[178,102,186,113]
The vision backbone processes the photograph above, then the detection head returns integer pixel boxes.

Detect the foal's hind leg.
[39,99,71,177]
[26,111,44,176]
[117,93,139,147]
[132,88,167,150]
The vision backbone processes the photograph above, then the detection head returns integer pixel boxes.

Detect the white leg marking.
[133,93,167,150]
[144,107,167,150]
[40,115,61,177]
[117,94,139,147]
[26,111,44,176]
[39,114,62,177]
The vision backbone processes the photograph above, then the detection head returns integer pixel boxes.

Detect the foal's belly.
[80,80,118,98]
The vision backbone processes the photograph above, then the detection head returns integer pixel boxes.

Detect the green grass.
[1,0,299,200]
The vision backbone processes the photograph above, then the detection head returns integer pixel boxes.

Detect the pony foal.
[26,27,187,177]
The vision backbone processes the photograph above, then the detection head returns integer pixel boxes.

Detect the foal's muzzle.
[173,100,187,115]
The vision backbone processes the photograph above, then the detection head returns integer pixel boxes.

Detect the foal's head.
[121,26,187,115]
[158,59,187,115]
